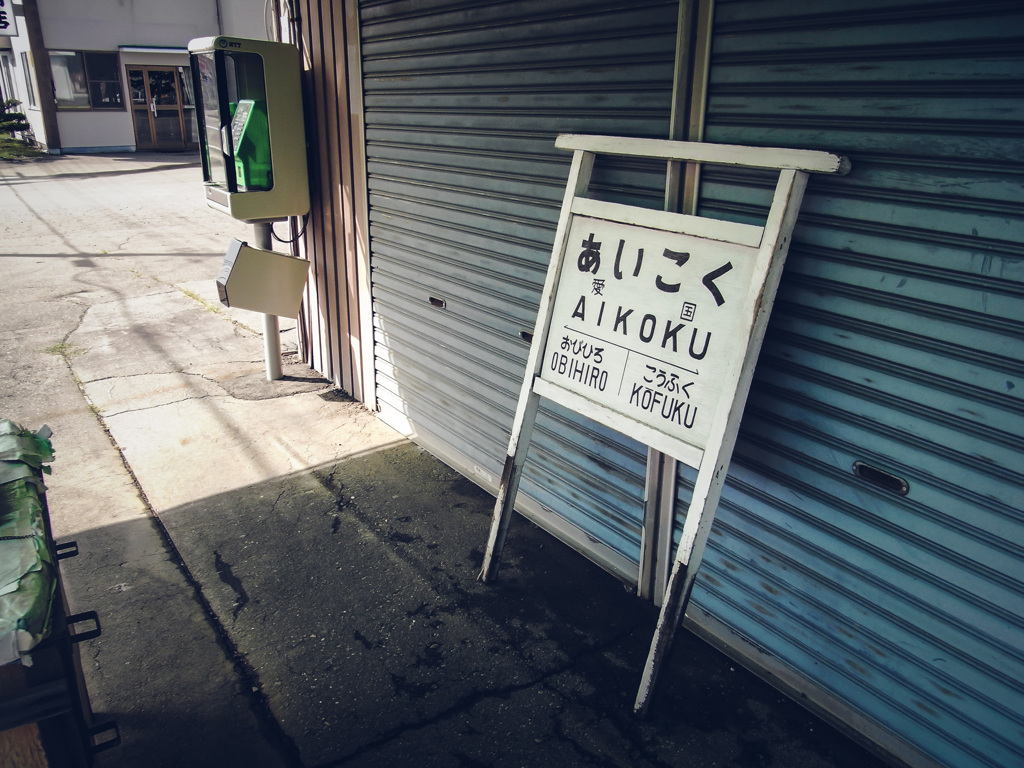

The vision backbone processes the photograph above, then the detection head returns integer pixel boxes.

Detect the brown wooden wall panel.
[294,0,364,399]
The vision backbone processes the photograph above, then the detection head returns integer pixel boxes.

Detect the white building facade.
[0,0,265,153]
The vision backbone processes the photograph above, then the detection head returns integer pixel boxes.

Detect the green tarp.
[0,420,57,665]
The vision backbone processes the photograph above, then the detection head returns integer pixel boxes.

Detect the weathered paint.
[297,1,1024,766]
[359,0,682,579]
[678,2,1024,766]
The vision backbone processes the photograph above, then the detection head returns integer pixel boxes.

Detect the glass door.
[127,66,198,152]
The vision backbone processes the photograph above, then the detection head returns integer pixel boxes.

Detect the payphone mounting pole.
[254,222,283,381]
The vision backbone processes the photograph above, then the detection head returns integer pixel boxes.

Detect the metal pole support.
[253,222,282,381]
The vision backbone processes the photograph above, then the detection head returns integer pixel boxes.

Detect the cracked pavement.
[1,154,890,768]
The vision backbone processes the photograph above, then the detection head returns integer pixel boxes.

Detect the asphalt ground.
[0,153,893,768]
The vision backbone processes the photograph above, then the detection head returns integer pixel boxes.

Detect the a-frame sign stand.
[477,134,850,715]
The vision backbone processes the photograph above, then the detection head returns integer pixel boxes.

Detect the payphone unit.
[188,36,309,222]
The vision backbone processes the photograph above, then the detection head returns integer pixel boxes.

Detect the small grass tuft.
[44,342,88,360]
[178,287,223,314]
[0,137,45,161]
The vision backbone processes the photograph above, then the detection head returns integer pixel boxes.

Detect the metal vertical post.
[254,222,282,380]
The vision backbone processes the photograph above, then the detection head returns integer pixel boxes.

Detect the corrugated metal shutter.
[359,0,681,580]
[678,2,1024,767]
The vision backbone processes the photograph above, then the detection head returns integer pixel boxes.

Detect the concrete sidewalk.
[0,154,890,768]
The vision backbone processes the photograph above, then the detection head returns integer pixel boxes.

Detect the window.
[20,52,36,108]
[49,51,124,110]
[84,52,123,109]
[0,54,14,104]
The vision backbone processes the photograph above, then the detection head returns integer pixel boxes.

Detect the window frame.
[49,50,125,111]
[0,53,15,105]
[20,51,37,108]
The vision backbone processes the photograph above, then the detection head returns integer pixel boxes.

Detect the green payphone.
[189,35,311,381]
[188,36,309,222]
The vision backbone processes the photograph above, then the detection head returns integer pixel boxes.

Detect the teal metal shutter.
[359,0,680,580]
[678,2,1024,767]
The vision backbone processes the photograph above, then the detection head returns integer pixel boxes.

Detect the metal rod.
[262,313,282,381]
[254,222,283,381]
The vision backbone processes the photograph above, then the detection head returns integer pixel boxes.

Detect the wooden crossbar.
[556,134,850,175]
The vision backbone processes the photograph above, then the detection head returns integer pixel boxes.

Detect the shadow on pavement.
[65,442,890,768]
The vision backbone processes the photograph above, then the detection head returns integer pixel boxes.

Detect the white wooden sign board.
[538,214,761,462]
[478,134,849,716]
